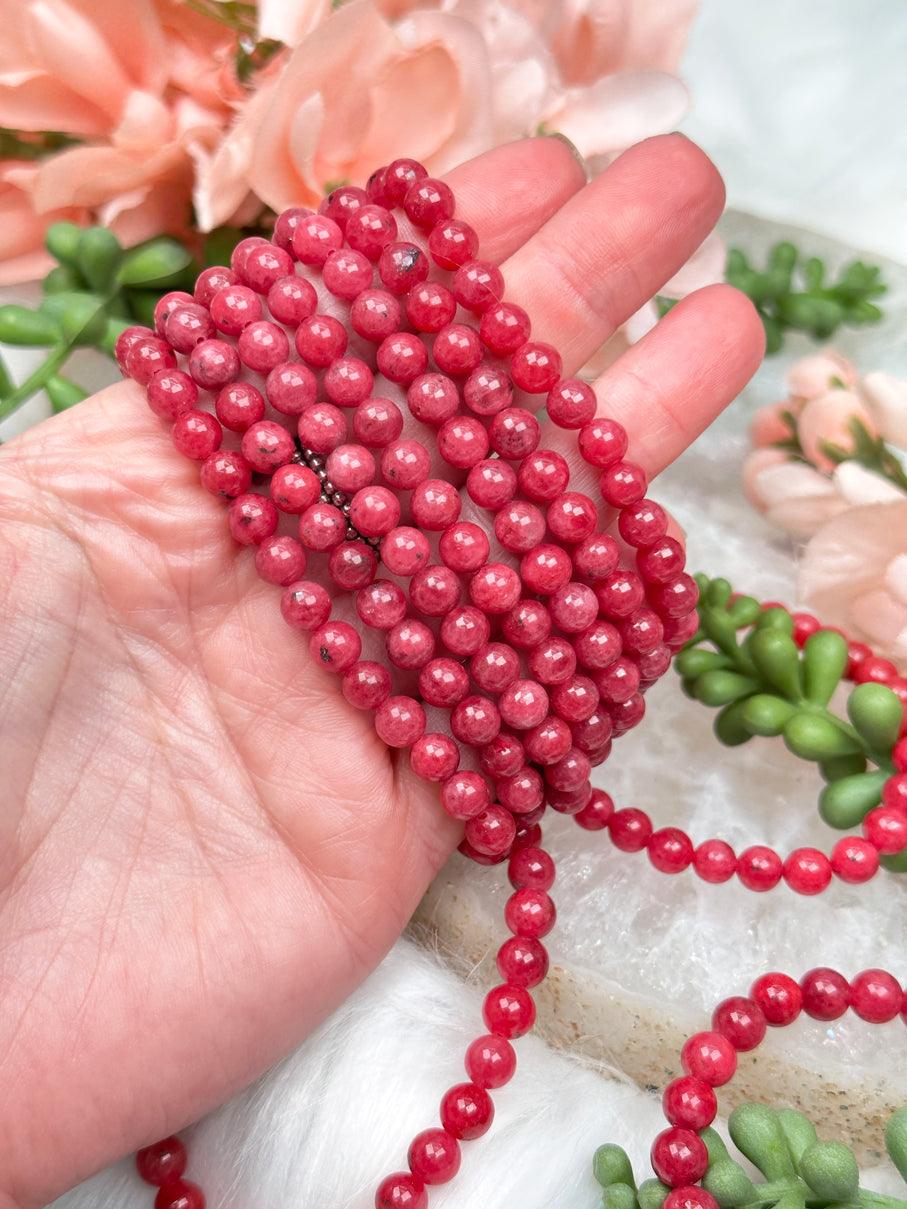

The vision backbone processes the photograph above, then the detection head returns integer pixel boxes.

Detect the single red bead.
[407,372,460,426]
[831,836,880,883]
[479,732,526,779]
[295,313,347,367]
[470,563,522,614]
[496,935,549,989]
[349,485,401,537]
[521,544,573,595]
[849,968,902,1022]
[380,526,430,578]
[512,821,543,850]
[846,640,873,679]
[571,711,612,758]
[495,500,546,554]
[601,460,647,507]
[483,983,536,1038]
[750,972,803,1026]
[638,536,686,584]
[550,583,598,633]
[292,213,342,265]
[324,356,374,408]
[377,332,429,384]
[351,288,402,343]
[411,479,461,530]
[384,157,428,202]
[574,533,620,582]
[439,1082,494,1140]
[596,570,646,619]
[228,492,278,546]
[438,414,489,469]
[429,218,478,270]
[238,320,289,373]
[172,409,222,461]
[378,241,428,295]
[125,334,176,384]
[610,691,646,736]
[508,846,555,891]
[241,242,293,293]
[347,203,398,260]
[504,888,556,938]
[892,736,907,773]
[608,807,653,853]
[406,281,457,333]
[651,1127,708,1188]
[578,417,629,468]
[499,680,550,731]
[451,695,501,746]
[662,1076,717,1130]
[341,660,392,711]
[319,183,367,231]
[800,967,850,1020]
[266,361,317,416]
[783,847,833,895]
[664,1188,720,1209]
[619,499,669,548]
[550,674,599,723]
[638,644,673,683]
[593,658,639,705]
[693,839,737,883]
[440,606,490,657]
[737,845,783,891]
[381,439,431,491]
[309,620,361,674]
[440,521,491,573]
[881,772,907,814]
[146,368,198,420]
[854,655,898,685]
[194,266,235,307]
[375,1172,427,1209]
[518,449,570,502]
[680,1031,737,1086]
[216,382,265,432]
[528,637,577,685]
[164,302,214,353]
[241,419,296,474]
[199,449,251,499]
[524,716,572,765]
[470,643,520,694]
[791,611,820,647]
[357,579,407,631]
[464,805,516,856]
[387,619,436,670]
[408,1128,460,1186]
[267,274,317,326]
[270,464,320,514]
[497,769,544,815]
[712,996,767,1051]
[480,301,530,355]
[574,789,614,830]
[410,564,461,617]
[453,259,504,312]
[463,362,513,416]
[441,771,490,820]
[404,177,455,228]
[465,1034,516,1089]
[547,378,596,429]
[502,599,552,651]
[418,658,470,708]
[353,398,403,448]
[298,502,347,551]
[649,827,694,874]
[154,1181,205,1209]
[548,492,597,544]
[433,323,483,377]
[411,734,459,783]
[136,1136,187,1186]
[510,341,562,393]
[326,443,376,494]
[374,696,426,747]
[280,580,331,631]
[544,748,590,793]
[255,534,307,586]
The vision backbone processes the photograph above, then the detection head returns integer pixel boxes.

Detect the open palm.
[0,134,762,1209]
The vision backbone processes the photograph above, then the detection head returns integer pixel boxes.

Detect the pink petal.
[741,447,788,510]
[786,350,857,402]
[749,402,793,449]
[549,70,689,159]
[548,0,699,85]
[862,371,907,452]
[831,461,904,507]
[258,0,332,46]
[797,388,876,473]
[757,461,846,539]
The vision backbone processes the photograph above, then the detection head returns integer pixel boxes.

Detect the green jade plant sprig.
[593,1104,907,1209]
[675,577,905,872]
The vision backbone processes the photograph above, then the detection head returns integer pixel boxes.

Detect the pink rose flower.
[796,387,876,473]
[786,349,857,402]
[749,402,794,450]
[0,162,86,285]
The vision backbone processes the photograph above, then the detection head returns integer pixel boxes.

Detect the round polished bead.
[280,580,331,630]
[255,534,307,586]
[494,500,546,554]
[572,710,612,757]
[295,313,347,366]
[387,620,436,670]
[892,736,907,772]
[593,658,639,705]
[849,968,902,1022]
[680,1031,737,1086]
[831,836,880,883]
[406,281,457,332]
[272,207,311,253]
[638,536,686,584]
[465,1034,516,1089]
[512,821,543,850]
[620,608,665,657]
[299,502,347,551]
[154,1180,205,1209]
[292,213,343,265]
[648,827,694,874]
[470,643,520,694]
[881,772,907,812]
[693,839,737,883]
[164,302,214,353]
[440,606,490,657]
[349,486,401,537]
[351,288,402,343]
[479,732,526,779]
[216,382,265,432]
[864,807,907,854]
[610,692,645,735]
[441,771,490,820]
[188,339,240,391]
[375,1172,427,1209]
[124,334,176,384]
[737,845,783,891]
[374,696,426,747]
[499,680,549,731]
[783,847,832,894]
[440,522,490,573]
[545,748,591,793]
[480,301,531,355]
[266,361,317,416]
[410,564,461,616]
[418,658,470,708]
[463,363,512,415]
[483,983,536,1038]
[381,526,431,577]
[241,420,296,474]
[502,599,552,651]
[404,177,455,228]
[712,996,767,1051]
[433,323,483,377]
[319,183,367,231]
[800,968,850,1020]
[341,660,391,710]
[357,580,407,630]
[651,1128,708,1188]
[551,583,598,633]
[429,218,478,270]
[489,407,540,459]
[528,638,577,685]
[496,936,549,989]
[451,695,501,746]
[508,846,555,891]
[497,768,544,815]
[596,570,646,618]
[407,1128,460,1186]
[411,733,459,782]
[172,410,222,461]
[518,449,569,502]
[194,266,235,307]
[381,439,431,490]
[664,1189,719,1209]
[267,274,317,326]
[200,450,251,499]
[470,563,522,614]
[551,674,599,723]
[524,715,572,765]
[241,243,293,293]
[601,460,648,507]
[579,418,629,468]
[547,378,596,429]
[237,320,289,373]
[608,807,653,853]
[406,373,459,427]
[662,1077,718,1131]
[438,414,489,468]
[324,357,374,408]
[347,203,397,260]
[309,620,361,674]
[385,157,428,202]
[750,972,802,1026]
[651,575,700,621]
[378,241,429,294]
[453,259,504,313]
[853,654,898,685]
[574,621,622,671]
[638,644,672,682]
[326,443,376,493]
[136,1137,187,1186]
[298,402,347,454]
[147,369,198,420]
[377,332,428,384]
[574,533,620,582]
[411,476,461,529]
[618,498,669,547]
[521,544,572,595]
[547,492,597,544]
[504,887,556,938]
[466,459,518,512]
[439,1083,494,1141]
[353,397,404,448]
[510,341,561,393]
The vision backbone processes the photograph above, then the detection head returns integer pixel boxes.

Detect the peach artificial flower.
[786,350,857,402]
[863,371,907,451]
[0,162,86,285]
[796,387,876,473]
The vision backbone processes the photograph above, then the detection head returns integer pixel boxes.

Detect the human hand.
[0,134,763,1208]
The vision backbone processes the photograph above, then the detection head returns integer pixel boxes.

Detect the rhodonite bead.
[299,502,347,551]
[407,372,460,426]
[126,334,178,384]
[440,1083,494,1141]
[154,1179,206,1209]
[292,213,343,265]
[517,450,569,502]
[499,680,549,730]
[600,460,648,507]
[418,658,470,708]
[508,846,556,891]
[594,659,638,705]
[681,1032,737,1086]
[353,398,404,447]
[638,536,686,583]
[510,341,561,393]
[374,695,426,747]
[377,332,429,383]
[574,620,622,669]
[574,533,620,581]
[520,544,572,595]
[545,748,590,792]
[881,772,907,811]
[136,1137,187,1186]
[280,580,331,630]
[465,805,517,856]
[494,500,546,554]
[255,534,307,585]
[483,983,536,1038]
[216,382,265,432]
[406,281,457,332]
[651,1128,708,1188]
[273,207,311,252]
[610,692,645,734]
[547,492,597,544]
[470,643,521,694]
[467,459,518,512]
[350,288,402,343]
[349,485,401,537]
[451,695,501,746]
[550,583,597,632]
[309,620,361,673]
[441,771,491,820]
[381,526,431,576]
[465,1034,516,1089]
[849,968,902,1022]
[831,837,881,884]
[116,325,154,372]
[440,606,490,656]
[439,521,491,573]
[504,888,556,938]
[524,716,572,765]
[319,183,367,231]
[199,450,251,499]
[783,847,832,895]
[749,972,802,1026]
[712,996,767,1051]
[528,637,577,685]
[381,439,431,490]
[295,313,348,366]
[453,259,504,312]
[154,290,194,336]
[188,339,240,391]
[574,788,615,830]
[438,414,489,468]
[410,564,461,616]
[651,574,700,620]
[547,379,596,429]
[662,1077,717,1130]
[267,274,317,326]
[800,968,849,1021]
[596,570,646,618]
[172,410,222,460]
[429,218,478,270]
[147,368,198,419]
[480,732,526,778]
[863,807,907,854]
[411,733,460,782]
[407,1128,461,1186]
[618,498,669,547]
[326,443,376,493]
[228,494,278,545]
[480,301,531,355]
[578,417,628,468]
[463,363,513,415]
[357,580,407,630]
[384,157,429,201]
[324,357,374,407]
[266,361,317,415]
[241,420,296,474]
[375,1173,427,1209]
[620,607,665,656]
[433,324,483,376]
[341,660,392,710]
[405,177,455,228]
[298,402,347,453]
[648,827,694,874]
[497,768,544,814]
[378,241,429,293]
[164,303,214,353]
[194,266,235,307]
[608,806,652,852]
[638,644,672,682]
[737,845,783,891]
[496,936,548,989]
[387,620,436,669]
[572,709,612,756]
[241,242,293,292]
[469,563,522,614]
[489,407,540,459]
[501,599,551,650]
[346,203,398,260]
[238,320,289,373]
